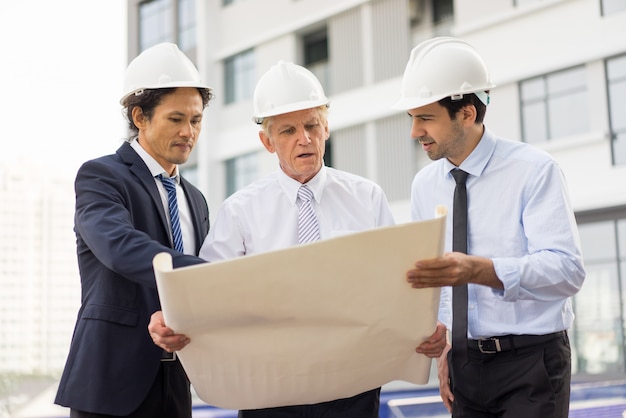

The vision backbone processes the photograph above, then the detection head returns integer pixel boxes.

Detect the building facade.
[0,164,80,375]
[126,0,626,380]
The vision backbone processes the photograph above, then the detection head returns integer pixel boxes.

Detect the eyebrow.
[408,111,436,118]
[168,110,203,118]
[276,117,319,130]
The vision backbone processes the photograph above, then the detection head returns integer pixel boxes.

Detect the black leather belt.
[468,331,566,354]
[161,350,177,362]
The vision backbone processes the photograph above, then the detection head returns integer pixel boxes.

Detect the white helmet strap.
[451,91,490,106]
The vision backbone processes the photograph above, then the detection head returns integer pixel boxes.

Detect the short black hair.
[438,92,488,123]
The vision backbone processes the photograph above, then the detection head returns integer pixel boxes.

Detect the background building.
[0,164,80,417]
[0,164,79,376]
[125,0,626,381]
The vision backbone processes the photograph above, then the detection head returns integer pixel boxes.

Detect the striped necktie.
[157,174,184,253]
[297,185,320,244]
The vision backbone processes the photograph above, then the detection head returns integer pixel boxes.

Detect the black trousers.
[238,387,381,418]
[70,359,191,418]
[449,331,571,418]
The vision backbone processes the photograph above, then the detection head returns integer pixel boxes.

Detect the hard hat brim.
[120,83,212,106]
[392,85,495,111]
[252,99,330,124]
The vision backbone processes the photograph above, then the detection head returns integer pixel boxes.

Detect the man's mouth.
[418,138,435,148]
[418,139,435,152]
[175,142,192,151]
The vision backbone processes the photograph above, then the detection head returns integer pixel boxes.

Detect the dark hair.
[123,87,213,140]
[438,92,488,124]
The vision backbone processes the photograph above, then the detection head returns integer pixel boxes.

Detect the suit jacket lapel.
[116,142,170,235]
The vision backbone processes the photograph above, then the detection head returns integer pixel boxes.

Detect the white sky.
[0,1,128,180]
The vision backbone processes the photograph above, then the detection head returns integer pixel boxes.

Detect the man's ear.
[132,107,146,128]
[460,105,477,127]
[259,130,275,153]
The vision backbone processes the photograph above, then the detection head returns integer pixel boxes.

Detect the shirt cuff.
[492,258,520,301]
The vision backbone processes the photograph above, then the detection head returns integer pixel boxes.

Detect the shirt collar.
[442,126,496,179]
[277,165,327,205]
[130,139,180,183]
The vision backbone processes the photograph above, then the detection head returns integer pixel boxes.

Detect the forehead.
[272,108,322,126]
[408,101,445,117]
[158,87,203,109]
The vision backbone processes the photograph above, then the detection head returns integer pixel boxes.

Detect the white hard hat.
[120,42,212,105]
[393,37,495,110]
[252,61,329,124]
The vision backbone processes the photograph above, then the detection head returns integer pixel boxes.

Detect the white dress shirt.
[130,140,196,255]
[200,165,395,260]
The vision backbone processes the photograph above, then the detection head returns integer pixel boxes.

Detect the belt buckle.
[161,351,177,362]
[478,338,501,354]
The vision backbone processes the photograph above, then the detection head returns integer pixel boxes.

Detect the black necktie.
[451,169,469,367]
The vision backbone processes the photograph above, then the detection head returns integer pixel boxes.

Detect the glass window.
[520,101,548,144]
[178,0,196,50]
[547,66,586,95]
[180,165,198,186]
[602,0,626,15]
[303,29,330,95]
[520,77,545,100]
[324,137,333,168]
[573,221,624,375]
[520,66,588,143]
[304,32,328,65]
[225,152,258,196]
[548,90,588,138]
[224,49,255,105]
[432,0,453,24]
[608,84,626,130]
[618,219,626,258]
[607,54,626,165]
[139,0,174,52]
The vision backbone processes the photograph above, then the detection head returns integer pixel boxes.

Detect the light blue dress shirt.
[411,128,585,339]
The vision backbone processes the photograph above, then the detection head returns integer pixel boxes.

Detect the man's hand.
[437,344,454,413]
[416,323,447,358]
[407,253,502,290]
[148,310,190,352]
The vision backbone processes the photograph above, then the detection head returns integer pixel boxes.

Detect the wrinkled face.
[259,108,329,184]
[407,101,469,167]
[134,87,204,175]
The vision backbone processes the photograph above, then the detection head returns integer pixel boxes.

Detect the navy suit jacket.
[55,142,209,415]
